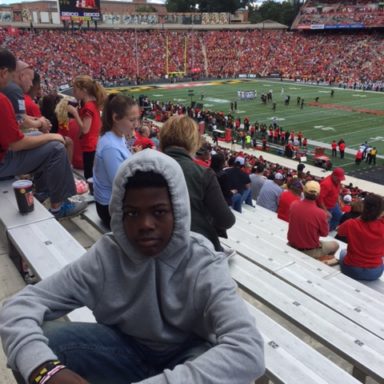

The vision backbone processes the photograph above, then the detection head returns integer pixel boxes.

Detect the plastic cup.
[12,180,34,214]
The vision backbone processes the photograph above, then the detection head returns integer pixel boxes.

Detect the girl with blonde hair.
[71,75,106,180]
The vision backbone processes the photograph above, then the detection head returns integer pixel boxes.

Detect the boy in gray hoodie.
[0,149,264,384]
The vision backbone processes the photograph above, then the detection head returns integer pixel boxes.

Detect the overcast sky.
[0,0,284,5]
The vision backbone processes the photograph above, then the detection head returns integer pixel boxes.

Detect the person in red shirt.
[0,49,86,219]
[71,75,106,180]
[331,140,337,157]
[341,194,352,213]
[277,178,302,222]
[194,144,211,168]
[338,140,346,159]
[134,125,155,150]
[287,180,339,264]
[318,167,345,231]
[355,150,363,165]
[24,71,42,118]
[24,93,41,118]
[337,194,384,281]
[297,131,303,146]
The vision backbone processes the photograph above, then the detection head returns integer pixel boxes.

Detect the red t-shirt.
[318,175,340,209]
[59,119,83,170]
[355,151,363,160]
[24,94,41,117]
[134,134,155,149]
[0,93,24,162]
[193,158,210,168]
[342,205,351,213]
[337,217,384,268]
[277,190,300,222]
[287,199,329,249]
[79,101,101,152]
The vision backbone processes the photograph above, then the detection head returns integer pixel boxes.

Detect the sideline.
[206,137,384,197]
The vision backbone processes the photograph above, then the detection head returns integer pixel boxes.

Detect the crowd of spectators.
[295,0,384,27]
[1,28,384,92]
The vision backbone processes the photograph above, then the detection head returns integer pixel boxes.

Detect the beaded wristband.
[39,365,66,384]
[32,360,61,384]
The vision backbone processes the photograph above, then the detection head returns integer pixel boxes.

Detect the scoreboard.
[58,0,101,21]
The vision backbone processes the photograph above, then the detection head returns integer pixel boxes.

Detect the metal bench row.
[2,182,383,383]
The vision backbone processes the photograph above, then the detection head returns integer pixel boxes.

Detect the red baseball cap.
[332,167,345,181]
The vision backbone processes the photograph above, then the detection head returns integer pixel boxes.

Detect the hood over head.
[110,149,191,264]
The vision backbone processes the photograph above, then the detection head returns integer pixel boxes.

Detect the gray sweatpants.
[0,141,76,204]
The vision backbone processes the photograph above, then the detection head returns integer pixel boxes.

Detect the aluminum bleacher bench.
[76,204,365,384]
[0,180,53,231]
[224,210,384,341]
[81,203,109,234]
[249,301,360,384]
[230,255,384,383]
[0,179,95,323]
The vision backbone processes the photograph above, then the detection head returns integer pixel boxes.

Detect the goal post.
[165,34,188,77]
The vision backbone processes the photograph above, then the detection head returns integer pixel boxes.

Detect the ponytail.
[73,75,106,109]
[93,81,106,108]
[101,93,138,135]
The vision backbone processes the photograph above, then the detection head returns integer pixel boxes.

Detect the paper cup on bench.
[12,180,34,214]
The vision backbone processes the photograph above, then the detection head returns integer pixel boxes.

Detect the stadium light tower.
[135,28,139,82]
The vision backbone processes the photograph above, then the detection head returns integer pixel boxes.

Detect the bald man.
[1,60,51,132]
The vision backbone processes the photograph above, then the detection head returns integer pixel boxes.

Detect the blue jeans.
[339,249,384,281]
[232,189,253,213]
[328,203,343,231]
[14,322,211,384]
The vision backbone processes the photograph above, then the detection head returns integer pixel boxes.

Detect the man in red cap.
[317,167,346,231]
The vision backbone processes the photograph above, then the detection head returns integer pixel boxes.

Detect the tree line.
[165,0,304,27]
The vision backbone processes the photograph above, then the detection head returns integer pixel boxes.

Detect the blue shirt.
[93,131,131,205]
[256,180,282,212]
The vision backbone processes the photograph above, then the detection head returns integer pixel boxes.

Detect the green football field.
[118,79,384,173]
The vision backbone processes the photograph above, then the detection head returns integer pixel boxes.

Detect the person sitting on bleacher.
[317,168,346,232]
[277,178,303,222]
[1,59,51,132]
[256,172,284,213]
[337,193,384,281]
[224,156,253,213]
[0,149,265,384]
[287,180,339,266]
[0,48,86,219]
[249,163,266,201]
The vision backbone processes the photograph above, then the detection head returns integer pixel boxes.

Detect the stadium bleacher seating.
[293,0,384,29]
[0,180,94,323]
[1,28,384,91]
[2,15,384,382]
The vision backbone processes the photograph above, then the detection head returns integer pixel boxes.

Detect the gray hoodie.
[0,149,264,383]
